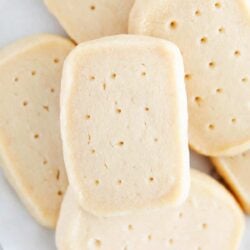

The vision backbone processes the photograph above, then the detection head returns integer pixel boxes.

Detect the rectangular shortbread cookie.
[56,170,244,250]
[212,151,250,214]
[44,0,135,43]
[129,0,250,156]
[0,34,74,228]
[61,35,189,216]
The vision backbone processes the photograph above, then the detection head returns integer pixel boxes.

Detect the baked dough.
[0,34,74,228]
[56,170,244,250]
[61,35,189,216]
[129,0,250,156]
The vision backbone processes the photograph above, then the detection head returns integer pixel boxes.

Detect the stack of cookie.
[0,0,249,249]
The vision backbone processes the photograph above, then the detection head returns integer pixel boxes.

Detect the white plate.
[0,0,249,249]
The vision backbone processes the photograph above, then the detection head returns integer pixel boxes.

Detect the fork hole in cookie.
[14,77,19,82]
[216,88,223,94]
[50,88,55,93]
[234,50,241,57]
[231,118,237,124]
[85,114,91,120]
[185,74,192,80]
[195,10,201,16]
[43,160,48,165]
[87,134,91,145]
[94,239,101,247]
[218,27,225,33]
[148,177,154,183]
[200,36,208,44]
[56,170,60,180]
[169,21,178,29]
[214,2,221,8]
[208,124,215,130]
[31,70,36,76]
[90,5,96,11]
[145,107,150,112]
[208,61,216,68]
[95,180,100,186]
[241,77,248,83]
[202,223,208,229]
[102,83,106,90]
[53,58,59,64]
[169,238,174,245]
[22,101,28,107]
[34,133,40,139]
[57,190,63,196]
[141,71,147,76]
[117,180,122,186]
[116,108,122,114]
[194,96,202,105]
[147,234,152,241]
[111,73,117,79]
[43,105,49,112]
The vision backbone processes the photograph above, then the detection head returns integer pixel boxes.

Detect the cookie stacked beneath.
[0,35,74,227]
[0,0,249,249]
[57,35,244,249]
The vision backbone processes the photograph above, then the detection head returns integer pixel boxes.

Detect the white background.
[0,0,249,249]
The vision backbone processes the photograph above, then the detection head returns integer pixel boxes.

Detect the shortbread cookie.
[129,0,250,156]
[61,35,189,216]
[44,0,135,43]
[56,170,244,250]
[0,34,74,228]
[212,151,250,213]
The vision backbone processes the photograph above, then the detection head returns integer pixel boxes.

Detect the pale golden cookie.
[44,0,135,43]
[129,0,250,156]
[212,151,250,213]
[0,34,74,228]
[56,170,244,250]
[61,35,189,216]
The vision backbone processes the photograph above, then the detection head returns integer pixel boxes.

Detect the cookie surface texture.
[129,0,250,156]
[56,170,244,250]
[61,35,189,216]
[212,151,250,213]
[44,0,135,43]
[0,34,74,228]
